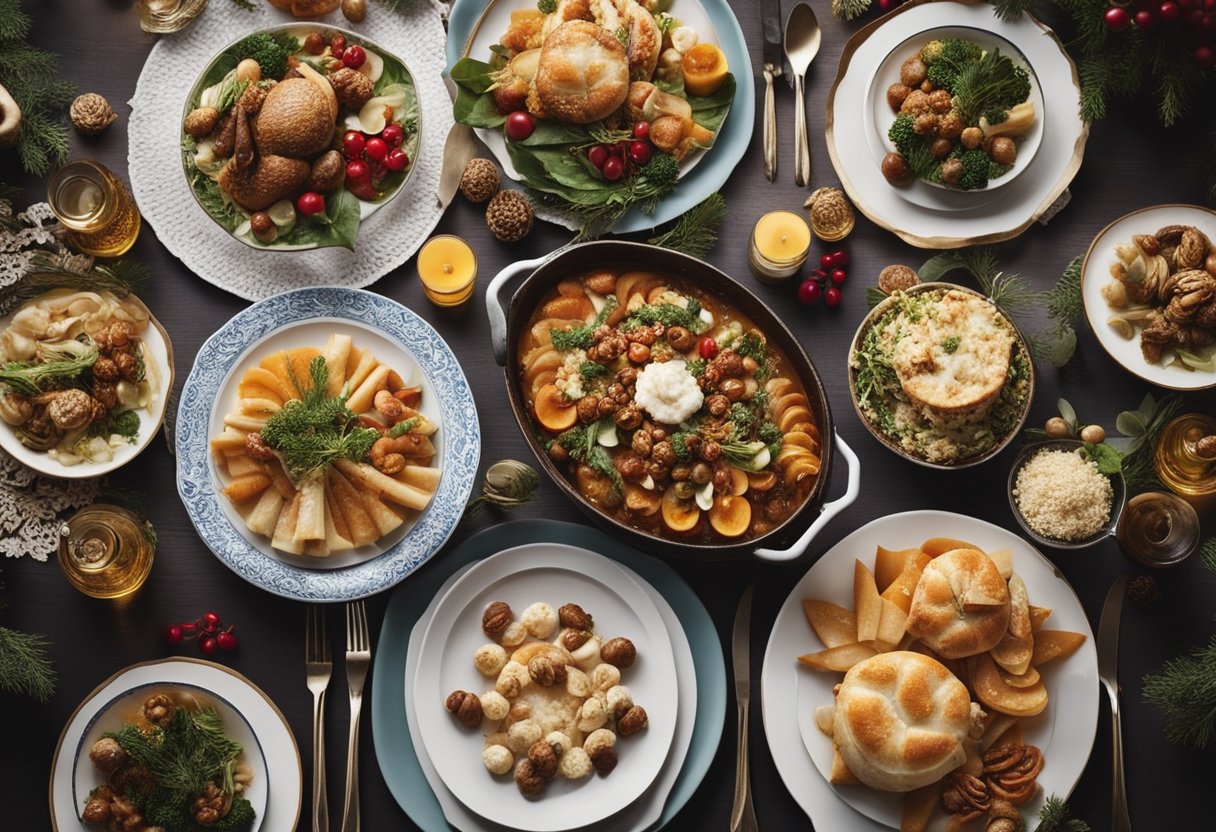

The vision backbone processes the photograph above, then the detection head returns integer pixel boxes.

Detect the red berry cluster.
[1104,0,1216,68]
[583,122,654,183]
[797,250,849,308]
[165,611,238,655]
[338,119,410,205]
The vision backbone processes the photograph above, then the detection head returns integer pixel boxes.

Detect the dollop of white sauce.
[633,360,703,425]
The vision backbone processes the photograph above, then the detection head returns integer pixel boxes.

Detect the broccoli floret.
[669,430,698,462]
[995,64,1031,110]
[920,40,945,64]
[957,149,991,191]
[214,796,256,831]
[983,107,1009,125]
[940,38,983,66]
[923,38,983,93]
[887,114,918,156]
[234,33,298,80]
[641,153,680,188]
[758,421,782,450]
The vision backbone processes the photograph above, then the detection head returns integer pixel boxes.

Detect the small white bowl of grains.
[1007,439,1127,549]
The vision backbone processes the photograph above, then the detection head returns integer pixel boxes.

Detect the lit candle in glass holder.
[749,210,812,283]
[418,235,478,307]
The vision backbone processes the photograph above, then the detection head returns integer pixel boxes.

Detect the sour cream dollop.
[634,360,704,425]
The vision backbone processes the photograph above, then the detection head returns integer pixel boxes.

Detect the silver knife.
[1097,575,1133,832]
[760,0,783,181]
[730,587,759,832]
[437,70,477,210]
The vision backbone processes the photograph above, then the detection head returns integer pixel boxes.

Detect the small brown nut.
[183,106,219,138]
[482,601,513,639]
[304,32,326,54]
[250,211,276,243]
[589,746,618,775]
[235,58,261,83]
[1205,252,1216,277]
[342,0,367,24]
[600,637,637,669]
[988,136,1017,166]
[329,67,375,110]
[930,137,954,160]
[627,342,651,364]
[528,739,559,779]
[1045,417,1072,439]
[940,157,964,187]
[1080,424,1105,444]
[1176,227,1209,269]
[877,264,920,295]
[881,152,913,187]
[960,126,983,150]
[514,758,545,795]
[617,705,649,736]
[900,56,927,87]
[562,628,590,651]
[559,603,593,631]
[886,82,911,112]
[445,690,483,727]
[527,655,566,687]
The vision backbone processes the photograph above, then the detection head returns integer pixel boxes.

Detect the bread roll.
[832,651,976,792]
[906,548,1011,659]
[533,21,629,124]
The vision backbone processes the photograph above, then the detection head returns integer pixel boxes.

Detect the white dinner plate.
[413,542,679,832]
[0,298,174,480]
[1081,203,1216,391]
[176,287,480,601]
[49,658,300,832]
[863,25,1045,209]
[405,549,696,832]
[827,0,1087,248]
[761,510,1098,831]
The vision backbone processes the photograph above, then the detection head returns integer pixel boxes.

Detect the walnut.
[514,758,546,795]
[191,782,228,826]
[329,67,374,109]
[89,737,127,774]
[81,791,114,823]
[1155,224,1188,247]
[1176,227,1210,270]
[245,432,275,462]
[91,381,117,411]
[589,745,618,775]
[184,106,220,138]
[459,158,500,204]
[600,637,637,668]
[982,744,1044,806]
[143,693,177,728]
[1133,233,1162,257]
[94,321,132,351]
[617,705,648,736]
[486,190,534,242]
[70,93,117,135]
[482,601,513,639]
[559,604,593,632]
[528,739,559,779]
[445,690,483,727]
[527,655,566,687]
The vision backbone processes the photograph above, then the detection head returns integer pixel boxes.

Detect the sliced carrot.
[708,494,751,537]
[660,487,700,532]
[533,384,578,433]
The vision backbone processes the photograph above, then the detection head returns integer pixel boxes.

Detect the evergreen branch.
[0,0,31,42]
[1201,537,1216,575]
[1032,255,1083,366]
[990,0,1033,20]
[830,0,871,21]
[0,625,56,703]
[919,247,1039,316]
[1033,795,1091,831]
[647,193,726,258]
[1143,627,1216,749]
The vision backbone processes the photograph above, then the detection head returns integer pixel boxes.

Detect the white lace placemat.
[0,449,99,561]
[128,2,452,301]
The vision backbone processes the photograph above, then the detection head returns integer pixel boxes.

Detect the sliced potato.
[921,537,981,557]
[293,473,326,543]
[797,642,878,672]
[967,653,1048,717]
[1029,605,1052,632]
[989,547,1014,579]
[875,598,908,650]
[999,665,1041,689]
[327,467,379,547]
[854,560,882,642]
[270,492,304,555]
[324,333,353,397]
[347,364,391,415]
[1030,630,1087,668]
[245,487,285,537]
[881,549,931,614]
[801,599,858,649]
[222,472,272,503]
[875,545,920,592]
[225,453,262,478]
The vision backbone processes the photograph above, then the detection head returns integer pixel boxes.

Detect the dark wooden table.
[4,1,1215,830]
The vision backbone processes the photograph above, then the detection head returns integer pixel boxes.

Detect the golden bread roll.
[832,651,977,792]
[906,548,1011,659]
[533,21,629,124]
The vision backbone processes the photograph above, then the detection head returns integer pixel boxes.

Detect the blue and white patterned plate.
[176,288,480,601]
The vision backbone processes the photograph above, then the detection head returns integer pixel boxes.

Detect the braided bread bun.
[533,21,630,124]
[832,651,976,792]
[906,548,1011,659]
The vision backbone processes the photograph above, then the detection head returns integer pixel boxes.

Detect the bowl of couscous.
[1006,439,1127,549]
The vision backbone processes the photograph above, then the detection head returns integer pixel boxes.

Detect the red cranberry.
[385,147,409,172]
[347,160,369,180]
[505,111,535,141]
[381,124,405,147]
[628,140,651,165]
[824,286,843,307]
[342,45,366,69]
[632,121,650,140]
[588,145,609,168]
[165,625,183,646]
[698,336,719,360]
[602,156,625,181]
[343,131,365,160]
[1105,7,1131,29]
[1160,0,1181,19]
[1135,9,1157,27]
[797,279,821,305]
[830,268,848,285]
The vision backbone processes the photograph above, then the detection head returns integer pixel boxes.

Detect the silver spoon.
[784,3,822,187]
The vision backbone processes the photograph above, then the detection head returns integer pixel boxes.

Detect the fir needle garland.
[0,0,76,176]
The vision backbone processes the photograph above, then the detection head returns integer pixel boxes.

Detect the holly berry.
[505,111,535,141]
[203,611,222,629]
[797,279,821,305]
[330,34,346,56]
[1203,12,1216,31]
[698,336,719,359]
[381,124,405,147]
[385,147,410,172]
[1197,44,1216,68]
[824,286,843,307]
[1134,8,1157,27]
[347,177,377,200]
[217,629,239,652]
[347,160,369,180]
[343,131,365,160]
[181,621,197,635]
[588,145,609,168]
[364,137,388,161]
[200,636,218,655]
[297,191,326,216]
[632,121,650,140]
[1105,7,1131,29]
[830,268,848,285]
[164,625,183,646]
[628,140,651,166]
[610,141,628,157]
[602,155,625,181]
[1159,0,1181,19]
[342,45,367,69]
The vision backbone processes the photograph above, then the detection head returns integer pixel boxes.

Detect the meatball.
[938,112,964,139]
[928,89,952,114]
[940,157,965,187]
[143,693,177,728]
[886,82,911,112]
[881,152,913,186]
[913,113,939,136]
[930,137,954,159]
[89,738,127,775]
[988,136,1017,165]
[900,56,927,87]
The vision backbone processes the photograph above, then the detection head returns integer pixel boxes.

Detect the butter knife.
[437,73,476,210]
[760,0,783,181]
[1098,574,1133,832]
[730,587,759,832]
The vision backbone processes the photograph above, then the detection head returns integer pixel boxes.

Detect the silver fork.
[305,605,331,832]
[340,600,371,832]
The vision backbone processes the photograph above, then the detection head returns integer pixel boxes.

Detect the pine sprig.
[1034,795,1091,831]
[0,1,76,175]
[1032,255,1083,366]
[0,625,56,702]
[830,0,871,20]
[1143,627,1216,749]
[1200,537,1216,574]
[647,193,726,258]
[1,251,147,316]
[919,247,1039,316]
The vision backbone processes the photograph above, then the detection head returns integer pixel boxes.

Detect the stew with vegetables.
[519,269,821,545]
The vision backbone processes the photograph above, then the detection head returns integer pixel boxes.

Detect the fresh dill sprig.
[1033,795,1090,832]
[0,625,56,702]
[549,296,617,352]
[647,192,726,258]
[260,357,379,478]
[620,303,707,334]
[0,337,99,395]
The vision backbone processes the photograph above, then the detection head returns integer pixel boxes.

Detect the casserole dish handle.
[486,255,549,367]
[753,432,860,562]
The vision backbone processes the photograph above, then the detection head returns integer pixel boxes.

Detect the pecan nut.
[445,690,483,727]
[482,601,513,639]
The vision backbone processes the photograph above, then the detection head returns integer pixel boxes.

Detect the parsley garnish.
[579,361,610,385]
[554,421,622,493]
[88,409,140,443]
[942,336,960,354]
[620,303,707,333]
[686,358,706,378]
[549,297,617,352]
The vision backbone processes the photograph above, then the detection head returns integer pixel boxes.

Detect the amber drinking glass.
[47,160,141,257]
